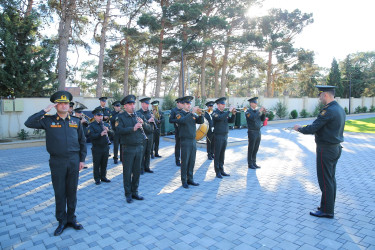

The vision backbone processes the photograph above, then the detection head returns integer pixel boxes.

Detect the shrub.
[370,105,375,112]
[290,110,298,119]
[344,107,349,114]
[33,129,45,138]
[274,101,288,119]
[17,129,29,140]
[162,95,176,111]
[354,106,362,114]
[299,109,310,118]
[313,102,325,117]
[266,110,275,121]
[361,106,367,113]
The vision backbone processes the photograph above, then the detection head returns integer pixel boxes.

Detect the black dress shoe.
[248,164,256,169]
[145,169,154,173]
[176,161,181,167]
[187,181,199,186]
[132,194,144,200]
[114,159,118,164]
[151,155,155,159]
[216,173,223,179]
[309,210,334,219]
[155,154,162,158]
[208,156,213,160]
[95,180,101,185]
[101,178,111,183]
[221,172,230,176]
[54,223,67,236]
[253,163,261,169]
[182,183,189,189]
[126,196,133,203]
[67,221,83,230]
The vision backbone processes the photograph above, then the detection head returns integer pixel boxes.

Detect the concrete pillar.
[361,96,365,107]
[302,96,308,111]
[350,97,354,114]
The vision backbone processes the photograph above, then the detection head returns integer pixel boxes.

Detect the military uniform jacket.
[299,101,346,145]
[204,112,214,132]
[24,110,87,162]
[246,108,266,131]
[176,110,204,139]
[212,109,236,135]
[169,107,182,129]
[110,110,121,131]
[116,111,151,146]
[95,106,111,119]
[153,110,164,130]
[137,109,154,135]
[87,121,113,147]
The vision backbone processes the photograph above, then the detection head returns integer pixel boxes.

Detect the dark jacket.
[137,108,154,135]
[212,109,236,135]
[87,121,113,148]
[25,110,87,162]
[110,110,121,131]
[204,111,214,132]
[95,106,111,120]
[169,107,182,129]
[246,108,266,131]
[116,111,151,146]
[175,110,204,139]
[299,101,346,145]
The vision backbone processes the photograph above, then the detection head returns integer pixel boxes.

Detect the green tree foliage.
[0,0,57,97]
[326,58,343,97]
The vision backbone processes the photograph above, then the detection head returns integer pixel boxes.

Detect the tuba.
[153,105,161,121]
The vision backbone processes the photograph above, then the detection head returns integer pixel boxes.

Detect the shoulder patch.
[320,110,327,116]
[246,113,250,118]
[115,121,119,127]
[176,114,181,119]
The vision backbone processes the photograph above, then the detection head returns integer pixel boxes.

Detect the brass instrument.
[151,106,160,130]
[81,113,95,123]
[133,108,148,140]
[100,121,112,145]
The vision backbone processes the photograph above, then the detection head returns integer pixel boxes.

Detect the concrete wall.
[1,96,374,139]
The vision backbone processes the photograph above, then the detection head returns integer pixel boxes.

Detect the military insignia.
[115,121,119,127]
[213,113,219,117]
[246,113,250,118]
[193,116,196,120]
[320,110,327,116]
[176,114,181,119]
[56,117,60,120]
[87,129,90,134]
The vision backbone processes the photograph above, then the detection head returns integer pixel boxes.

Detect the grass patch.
[345,117,375,133]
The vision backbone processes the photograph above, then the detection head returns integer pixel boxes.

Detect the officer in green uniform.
[175,96,204,188]
[117,95,151,203]
[138,97,154,174]
[24,91,87,236]
[151,100,164,158]
[294,85,346,219]
[96,97,112,122]
[110,101,123,164]
[212,97,236,178]
[246,97,266,169]
[169,98,183,166]
[204,101,215,160]
[87,107,113,185]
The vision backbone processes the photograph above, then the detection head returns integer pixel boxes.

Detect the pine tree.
[326,58,343,97]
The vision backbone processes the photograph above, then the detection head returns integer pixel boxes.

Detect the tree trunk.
[155,0,166,98]
[266,50,273,97]
[57,0,76,91]
[200,46,207,99]
[179,25,188,97]
[211,45,220,98]
[96,0,111,98]
[123,38,129,96]
[220,43,230,97]
[143,60,148,96]
[25,0,33,16]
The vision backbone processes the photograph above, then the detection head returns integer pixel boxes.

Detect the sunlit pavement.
[1,114,374,249]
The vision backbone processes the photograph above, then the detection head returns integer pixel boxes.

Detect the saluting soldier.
[204,101,215,160]
[110,101,123,164]
[24,91,87,236]
[169,98,183,166]
[246,97,266,169]
[294,85,346,219]
[87,107,113,185]
[175,96,204,188]
[138,97,154,174]
[117,95,151,203]
[151,100,164,158]
[96,97,111,123]
[212,97,236,179]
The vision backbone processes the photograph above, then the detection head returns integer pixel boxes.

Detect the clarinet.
[100,121,112,145]
[133,109,148,140]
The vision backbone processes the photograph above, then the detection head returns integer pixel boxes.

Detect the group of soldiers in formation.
[24,84,345,236]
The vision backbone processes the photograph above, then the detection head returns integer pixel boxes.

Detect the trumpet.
[133,109,148,140]
[81,113,95,123]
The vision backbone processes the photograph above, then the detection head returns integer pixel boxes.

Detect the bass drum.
[195,117,209,141]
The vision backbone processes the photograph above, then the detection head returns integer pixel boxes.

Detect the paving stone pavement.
[1,114,374,250]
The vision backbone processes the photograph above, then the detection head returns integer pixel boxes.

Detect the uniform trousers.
[247,130,261,166]
[316,144,342,214]
[180,138,196,184]
[152,130,161,155]
[142,135,153,171]
[49,153,79,224]
[113,132,122,161]
[122,145,143,197]
[213,134,228,174]
[92,146,109,181]
[206,130,215,157]
[174,127,181,162]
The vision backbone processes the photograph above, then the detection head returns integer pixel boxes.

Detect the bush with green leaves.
[354,106,362,114]
[17,129,29,140]
[162,95,176,111]
[299,109,310,118]
[313,102,325,117]
[290,110,298,119]
[344,107,349,114]
[361,106,367,113]
[273,101,288,119]
[266,110,275,121]
[370,105,375,112]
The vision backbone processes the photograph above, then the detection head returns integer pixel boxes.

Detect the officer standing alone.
[24,91,86,236]
[294,85,346,218]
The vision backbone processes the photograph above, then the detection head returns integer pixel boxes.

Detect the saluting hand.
[44,103,57,113]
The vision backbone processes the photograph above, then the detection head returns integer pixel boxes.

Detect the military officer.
[87,107,113,185]
[246,97,266,169]
[96,97,111,122]
[24,91,86,236]
[204,101,215,160]
[294,85,346,219]
[138,97,154,174]
[212,97,236,179]
[69,101,75,115]
[151,100,164,158]
[169,98,183,166]
[117,95,151,203]
[175,96,204,188]
[110,101,123,164]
